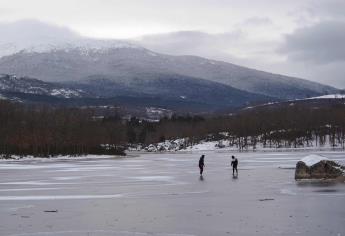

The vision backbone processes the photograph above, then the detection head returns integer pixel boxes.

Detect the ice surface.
[301,154,329,167]
[0,151,344,236]
[3,230,196,236]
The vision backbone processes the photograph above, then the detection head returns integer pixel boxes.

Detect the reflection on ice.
[281,182,345,196]
[130,176,174,181]
[6,230,196,236]
[313,189,338,193]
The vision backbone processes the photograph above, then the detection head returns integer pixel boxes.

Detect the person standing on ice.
[199,155,205,175]
[231,155,238,176]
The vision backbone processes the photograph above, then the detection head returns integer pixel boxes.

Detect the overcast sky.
[0,0,344,88]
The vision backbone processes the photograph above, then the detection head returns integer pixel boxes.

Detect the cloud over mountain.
[280,21,345,64]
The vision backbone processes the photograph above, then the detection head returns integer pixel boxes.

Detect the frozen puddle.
[0,194,123,201]
[241,159,298,163]
[52,176,85,180]
[0,181,77,186]
[0,164,49,170]
[280,188,297,196]
[0,188,62,192]
[130,176,175,181]
[50,166,117,172]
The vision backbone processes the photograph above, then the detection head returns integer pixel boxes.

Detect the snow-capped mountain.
[0,19,339,104]
[0,47,338,100]
[0,47,337,99]
[0,20,138,58]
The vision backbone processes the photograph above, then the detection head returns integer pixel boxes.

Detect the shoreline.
[128,147,345,155]
[1,147,344,161]
[0,154,126,161]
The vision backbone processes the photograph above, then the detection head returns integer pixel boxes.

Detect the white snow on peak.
[0,20,142,58]
[300,154,329,167]
[0,39,140,58]
[22,39,138,54]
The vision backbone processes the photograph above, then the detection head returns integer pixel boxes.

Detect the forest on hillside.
[0,101,126,157]
[0,100,345,157]
[129,102,345,150]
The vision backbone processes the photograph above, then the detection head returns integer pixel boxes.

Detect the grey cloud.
[135,28,282,70]
[312,62,345,88]
[135,31,245,57]
[0,20,82,57]
[308,0,345,20]
[0,19,79,44]
[280,21,345,64]
[136,25,345,89]
[238,17,273,27]
[0,7,11,16]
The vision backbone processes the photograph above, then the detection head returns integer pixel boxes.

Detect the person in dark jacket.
[199,155,205,175]
[231,155,238,175]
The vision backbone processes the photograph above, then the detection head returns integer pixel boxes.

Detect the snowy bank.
[307,94,345,100]
[129,135,345,153]
[0,154,122,162]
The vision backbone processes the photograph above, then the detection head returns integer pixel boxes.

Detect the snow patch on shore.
[307,94,345,100]
[0,154,119,161]
[129,134,344,153]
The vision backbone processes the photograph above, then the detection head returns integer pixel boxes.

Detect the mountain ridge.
[0,47,338,100]
[0,19,339,107]
[0,74,273,112]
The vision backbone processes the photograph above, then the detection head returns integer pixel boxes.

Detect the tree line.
[1,99,345,157]
[0,101,126,157]
[130,101,345,150]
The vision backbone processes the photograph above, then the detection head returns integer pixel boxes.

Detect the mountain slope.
[0,74,85,98]
[0,74,271,112]
[70,74,271,108]
[0,46,337,100]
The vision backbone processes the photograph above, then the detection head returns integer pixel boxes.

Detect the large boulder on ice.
[295,154,345,180]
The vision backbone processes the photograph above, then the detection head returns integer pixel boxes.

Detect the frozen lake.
[0,151,345,236]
